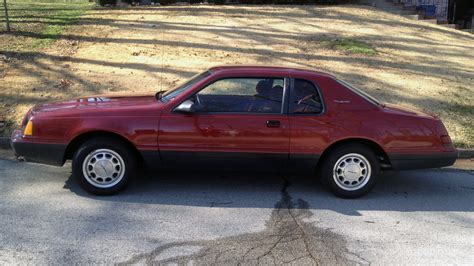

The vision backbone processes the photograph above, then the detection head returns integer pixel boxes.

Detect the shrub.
[98,0,357,5]
[98,0,117,5]
[215,0,357,4]
[158,0,176,5]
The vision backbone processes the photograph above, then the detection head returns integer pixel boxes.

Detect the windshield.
[161,71,211,102]
[336,79,382,106]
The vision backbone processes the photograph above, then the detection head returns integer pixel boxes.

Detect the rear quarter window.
[289,79,324,115]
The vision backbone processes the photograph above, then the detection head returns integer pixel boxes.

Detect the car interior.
[191,78,322,114]
[192,78,283,113]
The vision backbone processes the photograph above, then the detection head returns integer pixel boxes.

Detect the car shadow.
[63,166,474,216]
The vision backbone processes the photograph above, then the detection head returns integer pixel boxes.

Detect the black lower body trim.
[288,153,321,173]
[388,152,458,170]
[159,151,288,172]
[11,140,67,166]
[139,150,161,170]
[140,150,322,174]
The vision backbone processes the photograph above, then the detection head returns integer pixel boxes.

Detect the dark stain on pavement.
[120,177,368,265]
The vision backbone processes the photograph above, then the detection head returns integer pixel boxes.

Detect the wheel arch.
[317,138,391,170]
[64,130,144,163]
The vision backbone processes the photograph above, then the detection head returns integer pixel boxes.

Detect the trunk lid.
[382,103,436,119]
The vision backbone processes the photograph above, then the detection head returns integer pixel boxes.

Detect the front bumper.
[388,151,458,171]
[11,130,67,166]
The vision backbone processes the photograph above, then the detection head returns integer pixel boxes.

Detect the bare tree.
[3,0,10,32]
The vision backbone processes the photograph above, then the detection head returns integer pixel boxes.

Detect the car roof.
[208,65,336,79]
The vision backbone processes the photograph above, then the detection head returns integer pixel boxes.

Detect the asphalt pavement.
[0,151,472,264]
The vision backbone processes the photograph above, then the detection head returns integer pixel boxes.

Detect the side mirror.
[174,100,195,113]
[155,90,166,100]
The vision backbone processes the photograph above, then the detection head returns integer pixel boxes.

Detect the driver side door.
[158,77,290,171]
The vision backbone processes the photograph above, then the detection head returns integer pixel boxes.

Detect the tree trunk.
[3,0,10,32]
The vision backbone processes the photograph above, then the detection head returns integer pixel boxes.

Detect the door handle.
[266,120,280,128]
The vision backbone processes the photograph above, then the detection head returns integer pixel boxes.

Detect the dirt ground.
[0,5,473,147]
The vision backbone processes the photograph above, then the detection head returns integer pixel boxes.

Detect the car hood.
[31,94,159,115]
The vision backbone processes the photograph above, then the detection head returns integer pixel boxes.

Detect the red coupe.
[11,66,457,198]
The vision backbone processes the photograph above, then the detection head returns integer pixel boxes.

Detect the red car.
[11,66,457,198]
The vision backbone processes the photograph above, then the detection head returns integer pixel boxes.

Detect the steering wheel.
[297,94,315,105]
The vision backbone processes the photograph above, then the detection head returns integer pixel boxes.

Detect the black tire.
[72,137,137,195]
[319,144,380,199]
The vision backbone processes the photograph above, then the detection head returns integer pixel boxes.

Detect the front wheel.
[320,144,380,198]
[72,137,136,195]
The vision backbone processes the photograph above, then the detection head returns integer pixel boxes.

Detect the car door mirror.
[174,100,195,113]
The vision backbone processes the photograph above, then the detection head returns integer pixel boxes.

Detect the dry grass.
[0,4,473,147]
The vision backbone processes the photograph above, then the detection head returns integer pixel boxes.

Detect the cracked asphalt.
[0,151,473,264]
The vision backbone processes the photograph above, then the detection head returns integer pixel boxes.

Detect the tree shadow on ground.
[116,177,364,265]
[1,5,472,81]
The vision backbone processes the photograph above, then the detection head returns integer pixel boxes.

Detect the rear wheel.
[72,137,136,195]
[320,144,380,198]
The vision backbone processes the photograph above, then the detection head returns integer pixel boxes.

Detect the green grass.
[0,0,93,52]
[33,6,88,49]
[322,38,377,55]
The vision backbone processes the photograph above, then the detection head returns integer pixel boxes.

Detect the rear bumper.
[10,130,66,166]
[388,151,458,171]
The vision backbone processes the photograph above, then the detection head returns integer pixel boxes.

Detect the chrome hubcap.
[333,153,371,191]
[82,149,125,188]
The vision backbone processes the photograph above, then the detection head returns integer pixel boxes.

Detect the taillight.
[440,135,452,147]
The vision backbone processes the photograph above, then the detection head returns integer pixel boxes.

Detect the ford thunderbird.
[11,66,458,198]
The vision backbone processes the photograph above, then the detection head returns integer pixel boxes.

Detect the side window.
[192,78,284,113]
[290,79,323,114]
